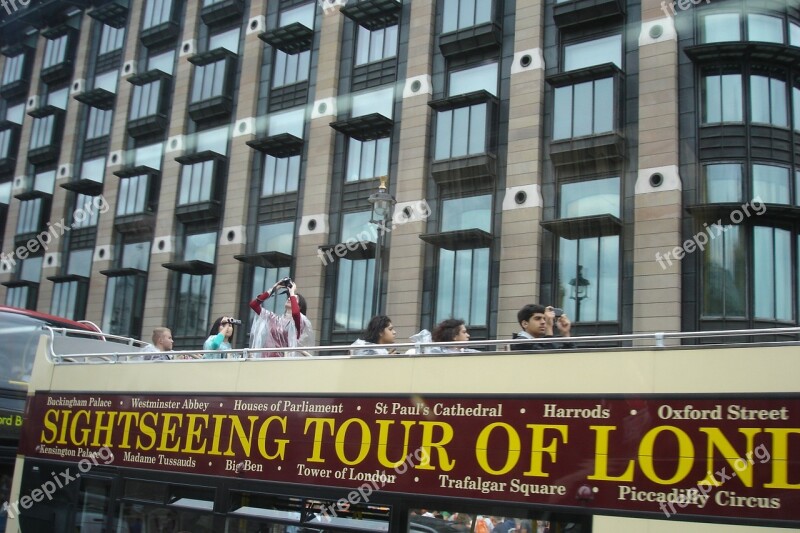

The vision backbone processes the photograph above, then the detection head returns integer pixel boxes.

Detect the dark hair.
[208,316,235,346]
[432,318,465,343]
[295,293,307,316]
[364,315,392,344]
[517,304,546,325]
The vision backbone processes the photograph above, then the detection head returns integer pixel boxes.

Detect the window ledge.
[27,104,64,119]
[259,22,314,54]
[27,144,60,165]
[340,0,401,31]
[187,47,237,66]
[550,132,624,167]
[140,20,180,48]
[540,214,622,240]
[1,279,37,289]
[174,150,227,165]
[73,87,116,109]
[439,21,502,58]
[685,42,800,67]
[200,0,244,27]
[127,69,172,85]
[546,63,622,87]
[60,178,103,196]
[162,260,215,275]
[40,60,74,84]
[13,188,51,201]
[128,114,169,138]
[330,112,393,142]
[234,251,293,268]
[431,154,497,185]
[246,133,304,157]
[553,0,624,30]
[113,165,161,179]
[319,241,376,261]
[100,267,148,278]
[419,229,493,251]
[0,78,29,99]
[88,0,129,29]
[45,273,89,283]
[114,212,155,236]
[188,94,233,122]
[428,90,498,111]
[175,201,222,223]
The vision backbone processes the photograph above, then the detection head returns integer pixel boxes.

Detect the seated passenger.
[431,318,479,353]
[203,316,236,359]
[351,315,397,355]
[512,304,574,351]
[140,327,173,361]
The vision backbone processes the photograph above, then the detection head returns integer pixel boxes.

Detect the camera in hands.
[229,318,242,326]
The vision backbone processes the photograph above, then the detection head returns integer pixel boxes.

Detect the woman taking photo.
[203,316,236,359]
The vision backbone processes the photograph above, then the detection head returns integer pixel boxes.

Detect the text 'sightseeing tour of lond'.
[19,393,800,522]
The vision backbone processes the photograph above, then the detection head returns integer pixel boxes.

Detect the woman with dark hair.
[249,279,315,357]
[351,315,397,355]
[431,318,477,353]
[203,316,235,359]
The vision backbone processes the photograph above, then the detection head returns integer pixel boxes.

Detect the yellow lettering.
[336,418,370,466]
[764,428,800,489]
[476,423,520,475]
[225,415,259,457]
[116,412,140,449]
[183,414,209,454]
[698,427,760,487]
[136,412,157,450]
[257,416,288,460]
[376,420,415,468]
[69,410,91,447]
[638,426,693,484]
[522,424,567,477]
[90,411,117,447]
[158,413,182,452]
[304,418,335,463]
[40,409,59,445]
[415,421,455,471]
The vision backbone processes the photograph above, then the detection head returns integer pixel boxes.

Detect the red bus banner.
[18,393,800,523]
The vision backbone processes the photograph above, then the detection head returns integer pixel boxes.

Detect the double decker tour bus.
[5,328,800,532]
[0,307,102,511]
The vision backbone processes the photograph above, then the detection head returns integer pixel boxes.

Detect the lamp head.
[368,175,396,221]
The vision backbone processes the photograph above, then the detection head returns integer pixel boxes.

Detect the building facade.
[0,0,797,349]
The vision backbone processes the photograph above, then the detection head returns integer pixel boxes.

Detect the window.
[102,241,150,337]
[794,83,800,131]
[553,78,614,139]
[72,194,101,229]
[747,14,783,44]
[355,25,398,66]
[435,196,491,325]
[87,107,113,139]
[1,53,24,86]
[94,70,118,94]
[117,174,150,216]
[268,107,305,138]
[51,249,92,319]
[143,0,174,30]
[172,231,216,347]
[334,211,375,331]
[6,103,24,125]
[442,0,491,33]
[178,160,216,205]
[0,128,14,160]
[262,154,300,196]
[750,74,787,127]
[560,178,620,218]
[43,35,69,69]
[80,157,106,187]
[209,28,240,54]
[564,35,621,71]
[149,50,175,74]
[5,256,42,309]
[130,80,163,120]
[449,63,497,96]
[16,198,44,234]
[753,227,791,321]
[251,222,294,314]
[99,24,125,54]
[791,22,800,47]
[702,73,743,124]
[346,138,389,182]
[191,59,228,103]
[279,3,314,29]
[752,164,789,204]
[272,50,310,87]
[5,286,30,308]
[134,143,164,170]
[702,13,741,43]
[704,163,743,203]
[702,225,745,317]
[30,115,56,150]
[558,236,619,322]
[351,86,394,118]
[434,104,487,160]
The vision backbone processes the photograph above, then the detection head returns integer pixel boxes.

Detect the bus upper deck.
[5,327,800,532]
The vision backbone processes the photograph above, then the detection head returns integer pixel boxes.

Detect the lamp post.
[368,175,395,316]
[569,265,590,322]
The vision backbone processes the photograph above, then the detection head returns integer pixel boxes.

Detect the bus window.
[116,480,216,533]
[408,510,585,533]
[0,313,45,391]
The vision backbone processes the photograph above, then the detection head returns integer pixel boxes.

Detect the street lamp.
[368,175,395,315]
[569,265,590,321]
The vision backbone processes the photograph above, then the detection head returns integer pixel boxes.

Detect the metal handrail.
[42,325,800,363]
